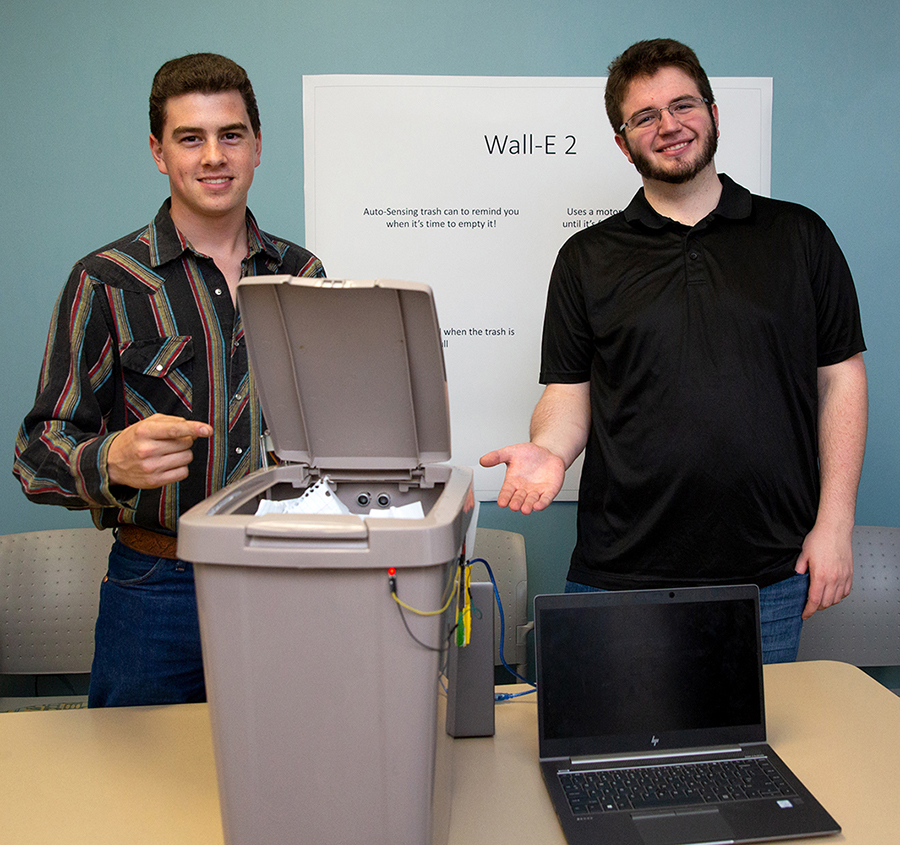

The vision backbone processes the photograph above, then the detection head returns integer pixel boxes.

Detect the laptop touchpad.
[633,807,735,845]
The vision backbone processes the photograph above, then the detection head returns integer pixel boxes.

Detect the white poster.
[303,76,772,499]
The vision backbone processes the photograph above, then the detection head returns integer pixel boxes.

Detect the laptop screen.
[535,586,766,760]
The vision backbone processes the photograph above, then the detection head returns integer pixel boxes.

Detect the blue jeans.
[564,572,810,665]
[89,539,206,707]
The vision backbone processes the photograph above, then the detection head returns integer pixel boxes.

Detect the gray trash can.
[178,277,473,845]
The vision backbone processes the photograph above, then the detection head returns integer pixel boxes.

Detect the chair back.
[470,528,530,676]
[797,525,900,665]
[0,528,112,675]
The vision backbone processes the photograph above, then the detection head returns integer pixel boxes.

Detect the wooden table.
[1,661,897,844]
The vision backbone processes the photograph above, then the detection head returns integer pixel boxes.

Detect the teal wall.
[2,1,898,601]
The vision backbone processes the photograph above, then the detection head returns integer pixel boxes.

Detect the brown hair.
[149,53,260,140]
[605,39,715,133]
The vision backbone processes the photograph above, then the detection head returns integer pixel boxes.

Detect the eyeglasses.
[619,97,710,133]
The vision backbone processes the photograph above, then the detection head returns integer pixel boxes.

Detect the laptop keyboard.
[559,756,798,815]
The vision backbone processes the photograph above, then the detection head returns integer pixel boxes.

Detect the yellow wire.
[460,563,472,646]
[391,567,461,616]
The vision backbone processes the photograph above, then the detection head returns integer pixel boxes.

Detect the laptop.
[534,585,840,845]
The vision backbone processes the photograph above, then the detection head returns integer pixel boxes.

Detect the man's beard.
[625,124,718,185]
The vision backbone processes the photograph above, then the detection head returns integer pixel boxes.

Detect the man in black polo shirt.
[480,39,867,663]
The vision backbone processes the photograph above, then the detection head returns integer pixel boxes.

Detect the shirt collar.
[623,173,753,230]
[146,199,282,268]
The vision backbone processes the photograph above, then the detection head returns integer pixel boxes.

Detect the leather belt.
[117,524,179,560]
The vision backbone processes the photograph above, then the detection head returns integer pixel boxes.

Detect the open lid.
[236,276,451,472]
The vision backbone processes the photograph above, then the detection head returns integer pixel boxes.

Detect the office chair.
[0,527,112,710]
[470,527,533,680]
[797,525,900,672]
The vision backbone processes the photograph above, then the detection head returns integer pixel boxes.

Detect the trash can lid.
[237,276,452,471]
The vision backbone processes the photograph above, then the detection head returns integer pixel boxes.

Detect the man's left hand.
[794,522,854,619]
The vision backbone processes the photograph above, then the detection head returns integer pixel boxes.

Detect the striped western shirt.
[14,200,325,535]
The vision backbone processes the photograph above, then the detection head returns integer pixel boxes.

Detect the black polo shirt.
[541,174,865,589]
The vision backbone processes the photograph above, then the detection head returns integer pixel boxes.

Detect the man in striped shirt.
[14,53,325,706]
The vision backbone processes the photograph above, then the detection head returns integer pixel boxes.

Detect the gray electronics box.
[178,277,473,845]
[445,581,495,737]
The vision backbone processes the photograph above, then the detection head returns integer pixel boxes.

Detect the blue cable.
[494,688,536,702]
[466,557,535,691]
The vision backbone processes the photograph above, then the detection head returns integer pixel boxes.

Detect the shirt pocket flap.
[120,336,194,377]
